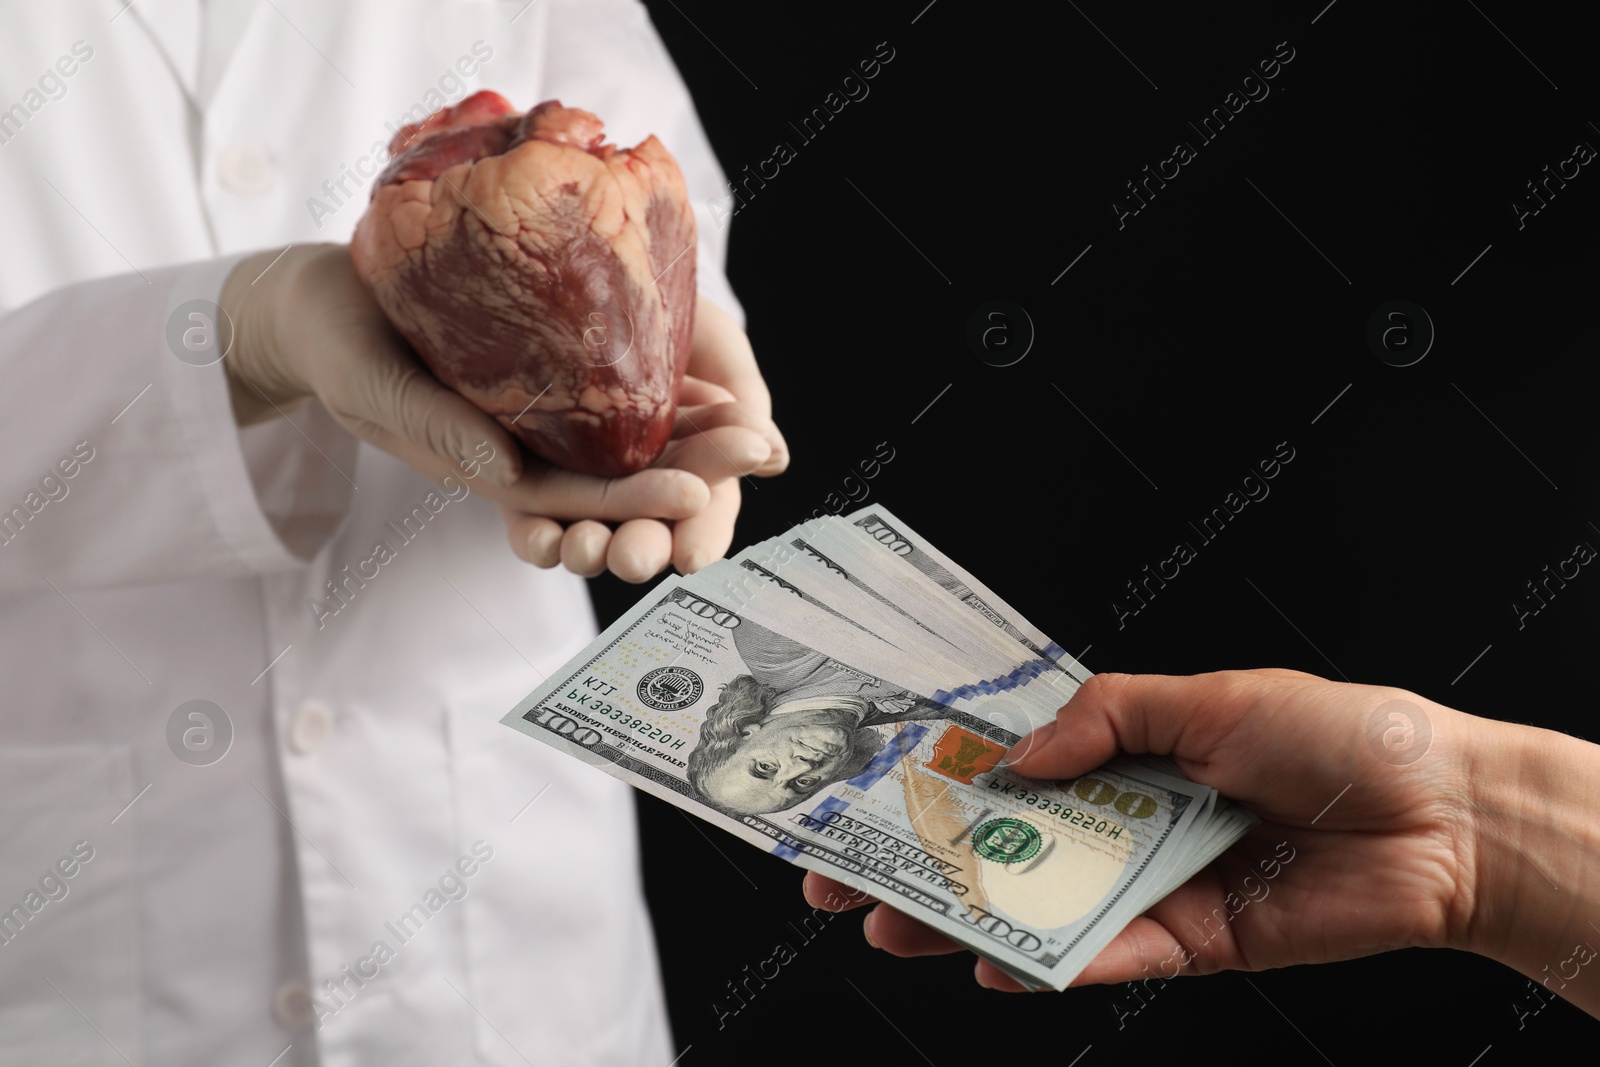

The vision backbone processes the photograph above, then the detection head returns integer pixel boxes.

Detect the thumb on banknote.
[1006,669,1314,781]
[1006,672,1181,778]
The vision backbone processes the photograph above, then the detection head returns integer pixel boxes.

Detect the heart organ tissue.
[351,92,696,477]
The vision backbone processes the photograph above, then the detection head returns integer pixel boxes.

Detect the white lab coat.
[0,3,740,1064]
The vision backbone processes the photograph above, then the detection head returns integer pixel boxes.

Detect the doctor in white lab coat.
[0,3,783,1065]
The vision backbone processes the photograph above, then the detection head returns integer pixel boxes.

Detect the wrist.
[1463,714,1600,995]
[220,244,337,424]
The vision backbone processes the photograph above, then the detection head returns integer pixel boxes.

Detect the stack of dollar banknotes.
[501,506,1255,990]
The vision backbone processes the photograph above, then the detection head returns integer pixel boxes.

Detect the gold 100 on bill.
[499,522,1242,992]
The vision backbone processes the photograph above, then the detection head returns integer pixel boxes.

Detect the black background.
[595,2,1599,1062]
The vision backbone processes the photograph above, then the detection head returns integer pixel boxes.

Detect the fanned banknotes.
[500,506,1254,990]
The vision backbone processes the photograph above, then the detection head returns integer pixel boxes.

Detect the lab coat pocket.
[445,676,671,1067]
[0,745,139,1067]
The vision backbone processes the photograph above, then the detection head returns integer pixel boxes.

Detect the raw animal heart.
[351,91,696,477]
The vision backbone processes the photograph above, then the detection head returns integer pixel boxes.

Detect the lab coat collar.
[121,0,203,106]
[123,0,269,111]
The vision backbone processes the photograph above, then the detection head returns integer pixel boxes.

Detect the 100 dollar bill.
[500,578,1209,989]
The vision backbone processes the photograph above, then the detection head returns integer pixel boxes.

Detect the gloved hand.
[220,243,786,580]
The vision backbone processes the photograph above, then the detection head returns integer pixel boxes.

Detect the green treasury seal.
[972,818,1043,864]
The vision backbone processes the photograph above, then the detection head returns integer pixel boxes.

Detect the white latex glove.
[499,294,789,578]
[221,244,787,580]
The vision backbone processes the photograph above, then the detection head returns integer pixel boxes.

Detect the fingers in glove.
[399,370,526,488]
[671,476,741,575]
[655,426,770,485]
[501,462,711,523]
[689,295,772,419]
[559,521,613,578]
[672,400,779,442]
[687,297,788,474]
[327,349,525,490]
[605,519,674,584]
[501,507,563,567]
[676,377,738,407]
[673,392,786,478]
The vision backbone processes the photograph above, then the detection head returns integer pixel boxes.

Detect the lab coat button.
[217,142,277,196]
[288,702,333,755]
[271,979,317,1029]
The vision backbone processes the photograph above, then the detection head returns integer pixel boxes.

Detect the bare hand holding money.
[806,669,1600,1024]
